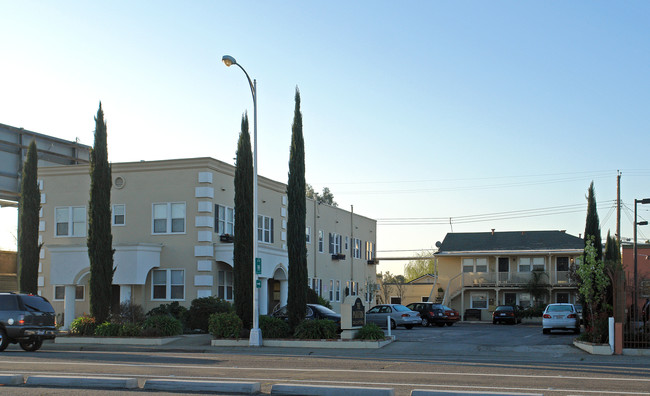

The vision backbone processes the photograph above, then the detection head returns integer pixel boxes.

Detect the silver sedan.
[366,304,420,330]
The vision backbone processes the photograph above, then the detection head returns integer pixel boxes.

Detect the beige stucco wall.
[37,157,377,318]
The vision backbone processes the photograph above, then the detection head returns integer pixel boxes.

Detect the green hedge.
[94,322,122,337]
[69,315,97,336]
[355,323,385,340]
[188,297,232,332]
[260,316,290,338]
[293,319,337,340]
[209,312,242,339]
[142,314,183,337]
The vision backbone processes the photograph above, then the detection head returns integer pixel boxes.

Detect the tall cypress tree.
[234,113,253,328]
[287,88,307,329]
[18,140,40,294]
[87,102,114,324]
[584,181,602,261]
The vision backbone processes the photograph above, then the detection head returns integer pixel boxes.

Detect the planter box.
[55,336,180,345]
[211,337,393,349]
[573,339,613,355]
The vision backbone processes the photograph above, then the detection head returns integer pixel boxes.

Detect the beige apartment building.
[35,157,377,329]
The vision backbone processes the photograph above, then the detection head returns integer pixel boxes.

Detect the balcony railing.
[462,271,575,287]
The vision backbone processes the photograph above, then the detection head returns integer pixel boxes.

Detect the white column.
[259,278,269,315]
[120,285,132,304]
[280,279,289,307]
[64,285,76,330]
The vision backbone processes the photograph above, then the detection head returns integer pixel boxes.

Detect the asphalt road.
[1,323,649,395]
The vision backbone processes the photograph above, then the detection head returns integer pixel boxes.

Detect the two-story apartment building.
[434,230,584,320]
[36,157,377,329]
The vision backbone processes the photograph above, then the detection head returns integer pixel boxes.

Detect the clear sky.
[1,1,649,275]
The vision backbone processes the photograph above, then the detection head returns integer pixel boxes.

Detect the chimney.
[491,229,495,235]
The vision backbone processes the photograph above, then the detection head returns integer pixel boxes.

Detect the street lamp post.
[222,55,262,347]
[633,198,650,321]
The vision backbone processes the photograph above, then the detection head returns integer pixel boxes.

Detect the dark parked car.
[0,293,57,352]
[271,303,341,329]
[405,302,460,327]
[492,305,521,325]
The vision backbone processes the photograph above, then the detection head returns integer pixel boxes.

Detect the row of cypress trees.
[18,103,114,324]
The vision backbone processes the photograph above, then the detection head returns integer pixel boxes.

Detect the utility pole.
[616,171,621,243]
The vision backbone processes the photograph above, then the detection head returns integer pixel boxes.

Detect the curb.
[144,379,260,394]
[55,336,180,345]
[211,338,393,349]
[25,375,138,389]
[411,390,542,395]
[0,374,24,385]
[271,383,394,395]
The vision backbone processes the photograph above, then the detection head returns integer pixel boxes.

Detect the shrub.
[188,296,232,332]
[114,302,146,325]
[293,319,337,340]
[147,301,188,324]
[119,323,143,337]
[209,312,242,339]
[69,314,97,336]
[94,322,122,337]
[355,323,385,340]
[306,288,332,309]
[260,315,290,338]
[141,314,183,337]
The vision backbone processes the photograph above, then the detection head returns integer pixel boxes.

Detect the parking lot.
[382,321,581,357]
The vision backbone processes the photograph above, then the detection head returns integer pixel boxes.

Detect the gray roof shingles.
[436,231,584,253]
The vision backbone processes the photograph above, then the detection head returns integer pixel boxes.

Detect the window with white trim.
[463,258,487,273]
[217,270,233,301]
[153,203,186,234]
[519,257,545,272]
[335,280,341,302]
[152,269,185,300]
[329,233,342,254]
[215,204,235,235]
[318,230,324,253]
[112,204,125,226]
[471,292,488,309]
[257,215,274,243]
[345,236,349,250]
[306,227,311,244]
[353,238,361,259]
[55,206,86,237]
[329,280,334,301]
[365,241,375,260]
[519,292,531,307]
[54,285,85,301]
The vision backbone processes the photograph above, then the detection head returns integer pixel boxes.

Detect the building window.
[306,227,311,244]
[257,215,274,243]
[55,206,86,237]
[215,205,235,235]
[312,278,321,297]
[463,258,487,273]
[519,292,531,308]
[329,233,342,254]
[112,204,125,226]
[471,292,488,309]
[335,280,340,302]
[345,236,349,250]
[218,270,233,301]
[53,285,85,301]
[353,238,361,259]
[365,241,375,260]
[152,269,185,300]
[329,280,334,301]
[556,257,569,272]
[318,230,324,253]
[519,257,545,272]
[390,296,402,304]
[153,203,186,234]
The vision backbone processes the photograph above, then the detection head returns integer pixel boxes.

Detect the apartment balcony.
[463,271,575,288]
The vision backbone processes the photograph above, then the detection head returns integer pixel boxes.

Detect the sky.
[1,1,649,275]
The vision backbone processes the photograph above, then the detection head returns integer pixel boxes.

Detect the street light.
[633,198,650,320]
[222,55,262,347]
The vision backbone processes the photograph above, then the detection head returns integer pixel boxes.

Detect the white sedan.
[542,303,580,334]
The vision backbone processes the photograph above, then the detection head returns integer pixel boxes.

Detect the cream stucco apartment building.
[35,157,377,329]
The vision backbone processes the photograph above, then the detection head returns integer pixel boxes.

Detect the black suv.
[406,302,461,327]
[0,293,57,352]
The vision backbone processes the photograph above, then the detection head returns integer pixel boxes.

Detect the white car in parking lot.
[542,303,580,334]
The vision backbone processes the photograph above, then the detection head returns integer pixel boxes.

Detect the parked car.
[0,293,57,352]
[405,302,460,327]
[271,303,341,329]
[492,305,521,325]
[365,304,420,330]
[542,303,580,334]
